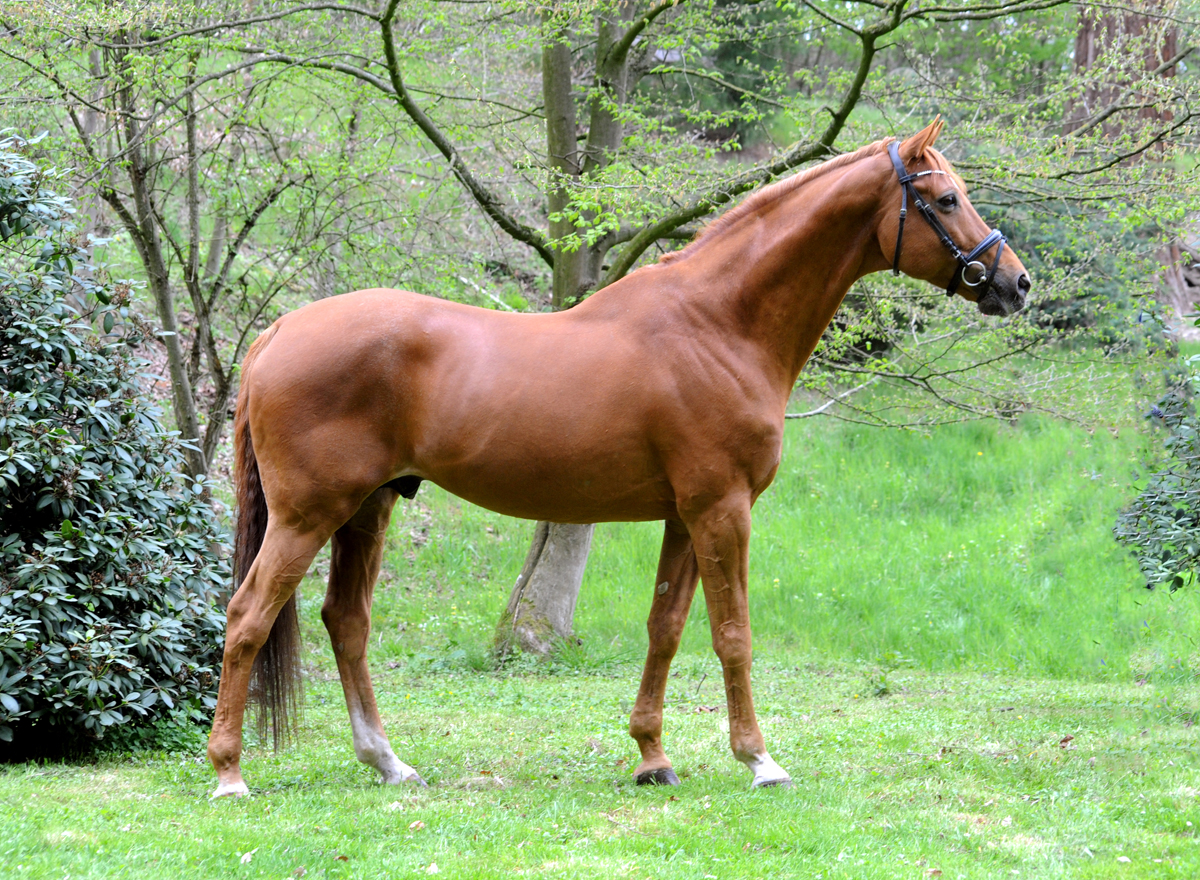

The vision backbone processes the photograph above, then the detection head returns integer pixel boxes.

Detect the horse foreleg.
[686,496,792,788]
[323,488,426,787]
[629,520,700,785]
[208,525,327,797]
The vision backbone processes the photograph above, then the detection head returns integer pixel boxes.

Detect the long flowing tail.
[233,327,301,750]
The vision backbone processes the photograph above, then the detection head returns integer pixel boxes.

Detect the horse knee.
[628,706,661,742]
[710,628,752,669]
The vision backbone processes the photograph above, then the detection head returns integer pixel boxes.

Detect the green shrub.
[1114,358,1200,592]
[0,136,229,754]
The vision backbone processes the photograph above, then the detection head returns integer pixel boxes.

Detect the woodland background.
[3,2,1200,877]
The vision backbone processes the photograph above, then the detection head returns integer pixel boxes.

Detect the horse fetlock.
[383,761,428,788]
[353,740,394,768]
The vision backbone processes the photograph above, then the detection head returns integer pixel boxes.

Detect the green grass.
[3,667,1198,878]
[5,414,1200,878]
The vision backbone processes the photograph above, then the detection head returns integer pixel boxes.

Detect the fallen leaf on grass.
[1117,856,1131,863]
[409,820,426,831]
[335,854,349,862]
[925,870,942,877]
[239,848,258,865]
[426,863,440,874]
[1059,734,1075,749]
[292,868,306,878]
[694,705,719,713]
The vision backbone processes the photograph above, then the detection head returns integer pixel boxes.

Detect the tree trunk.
[115,53,207,477]
[494,522,595,655]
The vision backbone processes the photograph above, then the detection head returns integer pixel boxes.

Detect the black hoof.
[635,767,680,786]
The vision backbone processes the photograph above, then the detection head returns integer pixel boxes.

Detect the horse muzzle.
[976,271,1030,317]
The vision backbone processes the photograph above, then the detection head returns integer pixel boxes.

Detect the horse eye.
[938,194,958,210]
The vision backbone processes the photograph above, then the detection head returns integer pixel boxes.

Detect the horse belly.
[417,423,677,524]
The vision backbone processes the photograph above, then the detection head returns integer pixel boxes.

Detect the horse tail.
[233,326,301,750]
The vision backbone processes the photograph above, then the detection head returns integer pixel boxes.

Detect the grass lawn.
[2,664,1198,879]
[4,415,1200,878]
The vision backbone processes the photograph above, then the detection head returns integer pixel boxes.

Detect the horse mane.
[659,139,894,265]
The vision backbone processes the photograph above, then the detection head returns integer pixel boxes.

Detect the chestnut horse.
[208,121,1031,796]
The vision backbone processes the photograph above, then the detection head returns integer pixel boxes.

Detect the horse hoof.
[408,773,429,788]
[635,767,680,786]
[211,780,250,798]
[752,776,793,789]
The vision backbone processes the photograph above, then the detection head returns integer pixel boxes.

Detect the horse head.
[879,119,1031,316]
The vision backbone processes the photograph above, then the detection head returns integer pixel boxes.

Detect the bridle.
[888,141,1006,297]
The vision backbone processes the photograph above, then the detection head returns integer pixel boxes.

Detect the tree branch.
[82,4,382,50]
[378,0,554,266]
[601,9,889,285]
[648,65,786,107]
[1068,46,1194,138]
[604,0,682,71]
[785,377,880,418]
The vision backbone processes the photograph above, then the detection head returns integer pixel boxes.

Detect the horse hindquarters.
[321,486,425,786]
[209,330,316,797]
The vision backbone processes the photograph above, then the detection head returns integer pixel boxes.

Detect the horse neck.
[674,155,893,393]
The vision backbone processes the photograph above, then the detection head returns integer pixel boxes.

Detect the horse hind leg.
[628,520,701,785]
[209,523,329,797]
[323,486,426,786]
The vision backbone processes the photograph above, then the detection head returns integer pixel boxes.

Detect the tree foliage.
[0,137,228,753]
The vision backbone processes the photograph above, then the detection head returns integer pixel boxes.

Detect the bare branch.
[378,0,554,266]
[786,377,880,418]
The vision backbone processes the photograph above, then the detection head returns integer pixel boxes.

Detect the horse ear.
[898,116,943,162]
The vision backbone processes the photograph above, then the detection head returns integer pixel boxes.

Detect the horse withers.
[207,120,1030,797]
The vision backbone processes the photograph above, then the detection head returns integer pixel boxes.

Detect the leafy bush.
[0,137,229,754]
[1115,359,1200,592]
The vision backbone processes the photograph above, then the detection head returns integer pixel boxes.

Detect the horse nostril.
[1017,273,1031,294]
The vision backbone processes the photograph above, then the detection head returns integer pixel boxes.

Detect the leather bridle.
[888,141,1006,297]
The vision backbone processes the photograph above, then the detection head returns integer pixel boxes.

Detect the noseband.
[888,141,1006,297]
